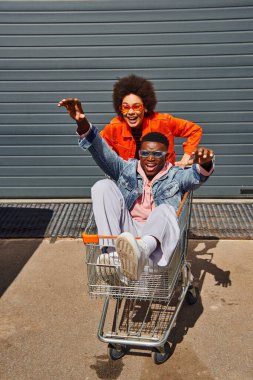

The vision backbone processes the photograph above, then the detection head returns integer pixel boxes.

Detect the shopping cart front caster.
[107,344,127,360]
[185,286,199,305]
[151,342,171,364]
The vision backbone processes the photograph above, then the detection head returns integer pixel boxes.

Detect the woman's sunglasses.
[120,103,144,113]
[139,150,167,158]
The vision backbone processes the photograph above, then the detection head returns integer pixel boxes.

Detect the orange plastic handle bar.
[82,233,116,244]
[82,232,141,244]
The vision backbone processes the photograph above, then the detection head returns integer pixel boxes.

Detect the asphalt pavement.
[0,238,252,380]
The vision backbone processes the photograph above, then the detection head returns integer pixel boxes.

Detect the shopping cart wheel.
[107,344,127,360]
[185,286,199,305]
[151,342,171,364]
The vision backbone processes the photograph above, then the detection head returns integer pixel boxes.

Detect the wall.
[0,0,252,198]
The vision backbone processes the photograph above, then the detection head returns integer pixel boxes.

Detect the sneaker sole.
[96,254,123,286]
[115,234,139,281]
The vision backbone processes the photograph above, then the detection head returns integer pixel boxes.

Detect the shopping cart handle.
[82,233,122,244]
[82,232,141,244]
[82,233,100,244]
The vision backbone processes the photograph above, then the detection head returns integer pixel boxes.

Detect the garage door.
[0,0,252,198]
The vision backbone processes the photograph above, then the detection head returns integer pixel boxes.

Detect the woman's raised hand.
[57,98,85,122]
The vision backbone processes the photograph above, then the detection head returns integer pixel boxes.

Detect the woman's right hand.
[57,98,85,122]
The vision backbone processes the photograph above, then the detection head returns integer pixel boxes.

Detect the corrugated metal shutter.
[0,0,252,198]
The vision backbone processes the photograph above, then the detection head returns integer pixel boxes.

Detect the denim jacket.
[79,125,212,212]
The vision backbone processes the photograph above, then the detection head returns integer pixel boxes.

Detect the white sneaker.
[96,253,128,286]
[96,253,118,285]
[115,232,149,281]
[108,252,129,285]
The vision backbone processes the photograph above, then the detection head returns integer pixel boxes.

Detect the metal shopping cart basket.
[82,191,198,364]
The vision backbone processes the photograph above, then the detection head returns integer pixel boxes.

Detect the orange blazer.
[100,112,202,164]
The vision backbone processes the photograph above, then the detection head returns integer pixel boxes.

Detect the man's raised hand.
[193,147,214,166]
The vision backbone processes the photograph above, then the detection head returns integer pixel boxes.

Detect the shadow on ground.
[169,238,231,353]
[0,207,53,296]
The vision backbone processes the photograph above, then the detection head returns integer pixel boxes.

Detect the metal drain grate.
[190,203,253,239]
[0,202,252,239]
[0,203,93,238]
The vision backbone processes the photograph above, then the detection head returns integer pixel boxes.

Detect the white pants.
[91,179,180,267]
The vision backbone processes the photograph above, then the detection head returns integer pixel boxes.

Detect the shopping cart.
[82,191,198,364]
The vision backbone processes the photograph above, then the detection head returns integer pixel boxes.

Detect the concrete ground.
[0,238,252,380]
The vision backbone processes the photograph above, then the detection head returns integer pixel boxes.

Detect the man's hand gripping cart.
[82,191,198,364]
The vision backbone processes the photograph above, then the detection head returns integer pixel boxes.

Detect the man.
[58,99,214,281]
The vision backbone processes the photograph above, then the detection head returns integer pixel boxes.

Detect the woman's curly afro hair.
[113,74,157,116]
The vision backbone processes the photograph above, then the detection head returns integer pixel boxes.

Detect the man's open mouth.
[145,163,157,171]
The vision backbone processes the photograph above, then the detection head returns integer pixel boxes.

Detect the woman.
[58,74,202,166]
